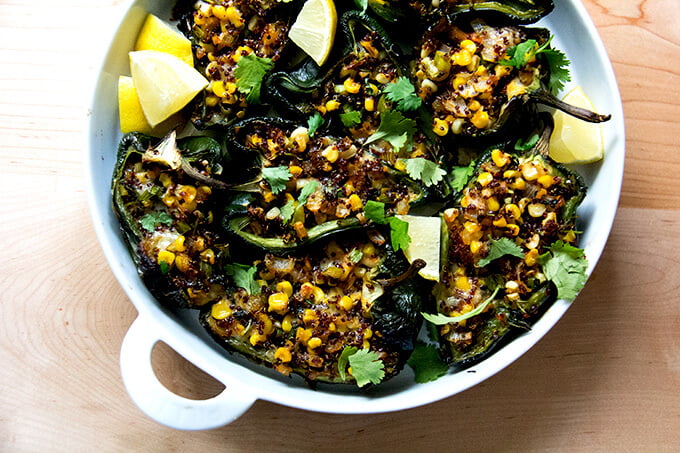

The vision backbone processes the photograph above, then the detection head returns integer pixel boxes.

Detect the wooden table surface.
[2,0,680,450]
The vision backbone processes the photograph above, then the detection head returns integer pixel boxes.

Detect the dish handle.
[120,315,256,430]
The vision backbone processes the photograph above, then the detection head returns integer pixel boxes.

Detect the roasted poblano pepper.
[430,115,586,367]
[414,18,609,139]
[369,0,554,24]
[112,132,231,308]
[220,117,425,252]
[174,0,291,128]
[202,233,426,385]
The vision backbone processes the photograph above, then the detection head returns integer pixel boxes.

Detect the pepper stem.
[376,259,426,288]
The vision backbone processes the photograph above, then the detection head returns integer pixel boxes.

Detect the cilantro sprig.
[477,237,525,267]
[363,200,411,251]
[499,35,571,94]
[448,160,476,192]
[403,158,447,187]
[538,241,588,300]
[280,180,319,223]
[365,110,416,151]
[261,166,292,194]
[307,112,324,137]
[383,77,422,112]
[338,347,385,387]
[234,55,274,103]
[140,211,173,232]
[422,287,500,325]
[224,263,261,295]
[407,341,448,383]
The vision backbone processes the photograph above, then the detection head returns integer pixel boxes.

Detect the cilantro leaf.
[499,35,571,94]
[448,160,476,192]
[477,237,525,267]
[279,180,319,224]
[407,342,448,383]
[159,260,170,275]
[364,200,387,224]
[339,110,362,128]
[279,200,295,223]
[383,77,422,112]
[422,288,500,325]
[499,39,538,69]
[338,347,385,387]
[362,200,410,251]
[365,110,416,151]
[542,47,571,94]
[224,263,261,295]
[538,241,588,301]
[515,134,539,151]
[388,216,410,251]
[297,180,318,205]
[140,211,173,232]
[404,158,447,187]
[261,166,292,194]
[307,112,324,137]
[234,54,274,104]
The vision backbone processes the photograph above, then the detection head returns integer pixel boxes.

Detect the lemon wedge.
[118,76,181,135]
[129,50,208,126]
[549,86,605,164]
[289,0,337,66]
[134,14,194,67]
[397,215,442,282]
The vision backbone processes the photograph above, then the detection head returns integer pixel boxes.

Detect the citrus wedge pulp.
[134,14,194,67]
[118,75,154,134]
[129,50,208,127]
[549,86,605,164]
[288,0,337,66]
[396,215,442,282]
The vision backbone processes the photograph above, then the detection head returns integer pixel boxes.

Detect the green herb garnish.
[477,237,525,267]
[140,211,173,232]
[261,166,292,194]
[383,77,422,112]
[234,55,274,103]
[338,347,385,387]
[224,263,261,295]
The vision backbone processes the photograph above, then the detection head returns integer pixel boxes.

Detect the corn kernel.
[167,235,186,252]
[158,250,175,266]
[527,203,546,218]
[281,314,294,332]
[263,191,276,203]
[364,97,375,112]
[348,194,362,211]
[343,77,361,94]
[455,276,471,291]
[268,292,289,314]
[211,299,232,320]
[433,117,449,136]
[525,249,539,266]
[375,73,391,84]
[249,332,266,346]
[211,80,228,98]
[464,221,481,233]
[493,217,508,227]
[506,292,520,301]
[452,49,472,66]
[276,281,293,297]
[205,95,219,107]
[452,75,467,90]
[507,224,520,236]
[325,99,340,111]
[492,149,510,168]
[562,230,576,243]
[226,6,244,28]
[538,175,554,188]
[486,197,500,212]
[212,5,228,20]
[303,309,317,324]
[477,171,493,187]
[307,337,322,349]
[338,295,354,311]
[510,177,526,190]
[470,240,483,254]
[471,109,490,129]
[460,39,477,54]
[274,347,292,363]
[321,145,339,163]
[290,127,309,152]
[521,163,539,181]
[174,254,191,273]
[233,45,253,62]
[503,170,519,179]
[296,327,313,343]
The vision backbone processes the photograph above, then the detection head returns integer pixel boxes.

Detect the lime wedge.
[289,0,337,66]
[397,215,442,282]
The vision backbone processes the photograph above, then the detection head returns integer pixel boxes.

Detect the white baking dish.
[86,0,625,430]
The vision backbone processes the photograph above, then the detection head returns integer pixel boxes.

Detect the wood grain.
[2,0,680,450]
